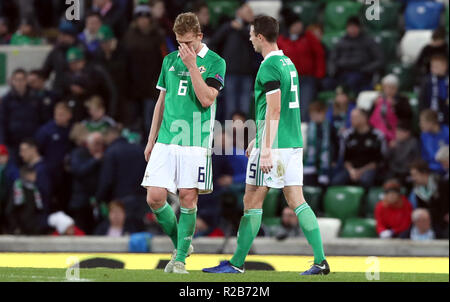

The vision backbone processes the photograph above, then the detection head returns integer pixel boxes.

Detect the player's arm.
[260,90,281,173]
[144,90,166,162]
[179,43,219,108]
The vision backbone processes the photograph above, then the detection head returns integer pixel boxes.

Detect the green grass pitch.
[0,267,448,282]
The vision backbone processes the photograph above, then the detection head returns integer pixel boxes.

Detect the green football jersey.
[156,44,226,148]
[254,50,303,149]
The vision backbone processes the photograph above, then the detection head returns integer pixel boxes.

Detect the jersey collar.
[177,43,209,58]
[263,50,284,62]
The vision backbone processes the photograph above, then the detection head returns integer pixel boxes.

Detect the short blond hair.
[173,12,201,36]
[85,95,105,111]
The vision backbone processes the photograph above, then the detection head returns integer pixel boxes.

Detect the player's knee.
[179,190,198,209]
[146,189,166,209]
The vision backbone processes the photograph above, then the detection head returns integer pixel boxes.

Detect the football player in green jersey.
[141,13,226,274]
[203,15,329,275]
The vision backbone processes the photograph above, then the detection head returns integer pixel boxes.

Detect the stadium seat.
[373,30,400,64]
[365,187,384,217]
[262,189,281,226]
[324,186,365,221]
[400,30,433,65]
[363,1,401,32]
[405,1,444,30]
[248,1,282,19]
[0,52,6,85]
[324,1,363,33]
[321,30,345,51]
[284,1,321,26]
[404,91,421,133]
[386,62,415,92]
[317,218,342,240]
[206,0,240,28]
[303,186,323,213]
[340,218,377,238]
[356,90,379,111]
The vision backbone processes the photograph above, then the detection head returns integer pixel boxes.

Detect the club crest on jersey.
[169,66,175,72]
[198,66,206,74]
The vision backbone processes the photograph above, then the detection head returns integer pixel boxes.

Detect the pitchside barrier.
[0,45,52,95]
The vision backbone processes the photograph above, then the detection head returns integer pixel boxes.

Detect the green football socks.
[230,209,263,268]
[175,207,197,263]
[295,203,326,264]
[151,202,178,248]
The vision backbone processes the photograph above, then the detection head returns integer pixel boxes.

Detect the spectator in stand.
[386,121,421,184]
[400,208,435,241]
[209,2,256,119]
[304,102,332,187]
[150,0,176,52]
[69,131,104,235]
[416,27,448,79]
[78,11,104,56]
[19,139,52,211]
[277,11,325,122]
[95,25,129,124]
[369,75,412,144]
[331,108,386,190]
[419,109,449,175]
[35,102,73,211]
[409,159,449,239]
[82,96,117,133]
[325,85,356,164]
[96,126,146,225]
[193,1,213,45]
[42,20,81,98]
[328,16,383,94]
[435,145,449,181]
[4,166,49,235]
[0,145,19,233]
[27,69,57,125]
[92,0,127,39]
[262,207,302,239]
[123,5,166,133]
[375,179,413,239]
[48,211,85,236]
[419,54,449,125]
[0,17,11,44]
[10,16,44,46]
[63,46,117,122]
[94,200,140,236]
[69,122,90,148]
[0,69,42,165]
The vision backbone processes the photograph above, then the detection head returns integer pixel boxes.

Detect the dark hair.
[397,120,412,132]
[29,69,47,80]
[252,15,279,43]
[231,110,247,120]
[309,101,327,113]
[85,11,103,21]
[20,138,39,150]
[54,101,73,113]
[346,16,361,27]
[420,109,439,125]
[410,159,430,174]
[192,1,208,13]
[432,26,446,41]
[12,68,27,77]
[430,53,448,63]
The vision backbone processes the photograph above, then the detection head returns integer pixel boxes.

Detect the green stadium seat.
[324,186,365,221]
[373,30,400,64]
[206,0,240,29]
[0,52,6,85]
[404,91,421,134]
[386,62,415,92]
[324,1,363,33]
[262,189,281,226]
[303,186,323,213]
[365,187,384,217]
[340,218,377,238]
[284,1,321,26]
[363,1,401,32]
[321,30,345,51]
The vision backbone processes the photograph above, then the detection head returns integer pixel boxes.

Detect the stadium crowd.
[0,0,448,240]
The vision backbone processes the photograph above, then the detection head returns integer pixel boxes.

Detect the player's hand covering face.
[178,43,198,70]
